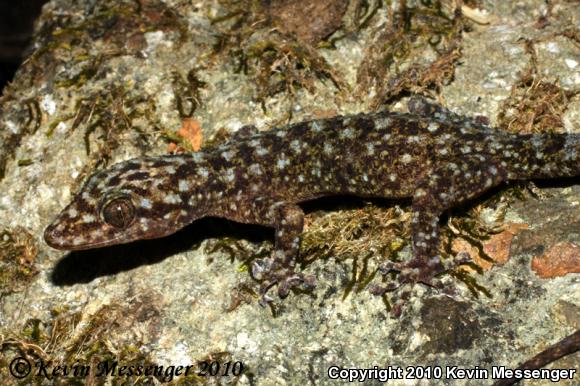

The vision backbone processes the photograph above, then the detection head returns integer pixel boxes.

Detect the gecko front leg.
[250,199,315,303]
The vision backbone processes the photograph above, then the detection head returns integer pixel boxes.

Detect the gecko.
[44,98,579,300]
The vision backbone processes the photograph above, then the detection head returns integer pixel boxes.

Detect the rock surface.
[0,0,578,384]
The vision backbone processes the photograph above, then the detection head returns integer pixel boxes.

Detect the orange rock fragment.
[532,243,580,278]
[451,238,479,266]
[168,117,203,153]
[451,223,528,270]
[178,117,203,151]
[482,223,529,267]
[166,142,179,153]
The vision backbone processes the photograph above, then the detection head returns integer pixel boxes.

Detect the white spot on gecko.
[225,168,235,182]
[82,214,96,223]
[221,150,236,161]
[340,128,354,139]
[178,180,190,192]
[163,193,181,204]
[277,156,290,170]
[323,143,333,155]
[256,146,269,157]
[198,167,209,178]
[311,121,323,132]
[249,163,263,175]
[427,122,439,132]
[290,140,302,153]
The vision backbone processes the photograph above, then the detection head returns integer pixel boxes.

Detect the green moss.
[16,159,33,166]
[209,0,349,115]
[172,69,207,119]
[46,86,157,164]
[325,0,384,48]
[357,0,467,106]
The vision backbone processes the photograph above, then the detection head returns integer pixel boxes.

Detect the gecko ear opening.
[100,195,135,229]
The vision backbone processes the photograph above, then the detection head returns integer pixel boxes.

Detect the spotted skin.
[45,98,579,300]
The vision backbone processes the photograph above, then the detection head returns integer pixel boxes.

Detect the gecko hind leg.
[373,157,507,311]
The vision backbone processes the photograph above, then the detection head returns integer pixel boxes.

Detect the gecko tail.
[506,133,579,180]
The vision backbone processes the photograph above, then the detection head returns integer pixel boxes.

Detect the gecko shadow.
[533,175,580,189]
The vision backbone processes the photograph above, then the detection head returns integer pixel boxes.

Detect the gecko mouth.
[44,222,114,251]
[43,224,118,251]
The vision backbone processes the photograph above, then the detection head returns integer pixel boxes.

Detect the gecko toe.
[258,293,274,307]
[251,258,275,280]
[277,273,317,298]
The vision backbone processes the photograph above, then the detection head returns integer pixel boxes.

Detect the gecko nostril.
[43,223,59,247]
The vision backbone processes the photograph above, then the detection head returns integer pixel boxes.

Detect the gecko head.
[44,156,197,251]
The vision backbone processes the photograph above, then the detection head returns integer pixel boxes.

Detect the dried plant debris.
[557,26,580,47]
[0,294,248,385]
[0,97,43,180]
[226,282,260,312]
[357,0,469,106]
[0,294,165,385]
[267,0,350,45]
[212,0,351,46]
[167,117,204,153]
[47,86,157,179]
[0,0,189,182]
[330,0,385,44]
[199,192,504,307]
[0,227,38,296]
[380,45,462,103]
[300,200,497,304]
[256,201,493,300]
[172,70,207,119]
[454,0,491,25]
[210,0,350,112]
[317,187,513,300]
[302,204,410,297]
[497,38,579,133]
[302,204,408,266]
[26,0,187,88]
[245,37,346,111]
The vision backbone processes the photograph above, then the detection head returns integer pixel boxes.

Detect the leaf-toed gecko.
[44,98,579,302]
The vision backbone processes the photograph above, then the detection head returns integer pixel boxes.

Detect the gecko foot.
[252,258,316,306]
[379,252,472,285]
[370,253,473,316]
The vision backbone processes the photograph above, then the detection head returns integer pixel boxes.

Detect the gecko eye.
[101,196,135,229]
